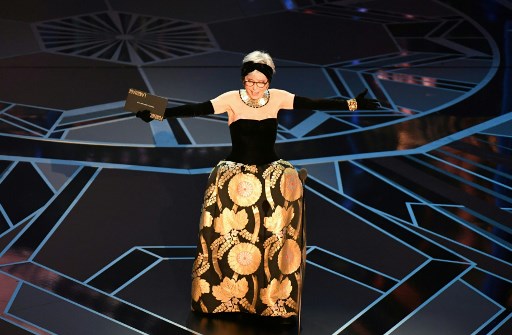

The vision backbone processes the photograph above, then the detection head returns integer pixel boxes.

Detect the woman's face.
[243,70,269,100]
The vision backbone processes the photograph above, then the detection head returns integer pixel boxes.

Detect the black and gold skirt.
[191,159,305,318]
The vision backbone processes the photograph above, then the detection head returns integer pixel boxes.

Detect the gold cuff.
[347,98,357,111]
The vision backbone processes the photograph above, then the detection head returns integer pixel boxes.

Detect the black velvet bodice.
[225,118,278,165]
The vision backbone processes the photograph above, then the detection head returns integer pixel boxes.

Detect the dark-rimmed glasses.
[243,80,268,88]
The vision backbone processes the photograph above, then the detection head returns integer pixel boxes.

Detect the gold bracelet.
[347,98,357,111]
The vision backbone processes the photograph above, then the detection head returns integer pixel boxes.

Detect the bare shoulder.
[212,90,239,102]
[211,90,238,114]
[270,88,293,97]
[269,88,294,109]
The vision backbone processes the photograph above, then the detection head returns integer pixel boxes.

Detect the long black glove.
[355,89,381,110]
[136,101,214,123]
[293,89,381,110]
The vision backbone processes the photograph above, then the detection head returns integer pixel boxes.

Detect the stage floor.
[0,0,511,334]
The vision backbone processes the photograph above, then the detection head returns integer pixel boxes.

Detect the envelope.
[124,88,167,121]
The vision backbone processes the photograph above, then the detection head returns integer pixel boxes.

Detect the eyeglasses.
[243,80,268,88]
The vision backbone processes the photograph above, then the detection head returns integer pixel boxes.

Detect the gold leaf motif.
[280,168,302,202]
[260,278,293,307]
[230,209,249,231]
[227,243,262,275]
[260,278,297,318]
[264,205,294,234]
[228,173,262,207]
[212,277,249,302]
[191,277,210,302]
[214,208,248,235]
[278,239,302,274]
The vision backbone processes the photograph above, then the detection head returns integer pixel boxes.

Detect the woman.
[136,50,380,320]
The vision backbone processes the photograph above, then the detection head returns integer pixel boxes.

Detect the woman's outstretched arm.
[293,89,382,111]
[136,100,215,123]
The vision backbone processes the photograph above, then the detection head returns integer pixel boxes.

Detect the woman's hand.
[136,110,153,123]
[355,89,382,110]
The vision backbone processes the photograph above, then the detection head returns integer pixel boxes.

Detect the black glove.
[294,88,383,111]
[135,101,215,123]
[355,89,381,110]
[136,110,153,123]
[164,101,214,118]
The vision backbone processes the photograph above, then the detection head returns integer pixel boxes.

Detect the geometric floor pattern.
[0,0,511,334]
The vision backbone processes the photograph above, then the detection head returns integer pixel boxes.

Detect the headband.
[241,61,273,82]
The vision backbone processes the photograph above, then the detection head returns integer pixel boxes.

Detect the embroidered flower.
[214,208,248,235]
[278,239,302,274]
[228,173,262,207]
[191,277,210,302]
[212,277,249,303]
[260,278,293,307]
[264,205,294,235]
[228,243,262,275]
[280,168,302,202]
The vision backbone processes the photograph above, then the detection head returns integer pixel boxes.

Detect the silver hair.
[242,50,276,73]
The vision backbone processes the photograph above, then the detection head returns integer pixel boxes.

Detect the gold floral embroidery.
[214,208,248,235]
[261,299,297,317]
[228,173,262,207]
[264,236,283,261]
[192,159,305,316]
[211,208,252,260]
[278,239,302,274]
[244,164,258,174]
[212,277,249,302]
[191,277,210,302]
[192,235,210,278]
[280,168,302,202]
[264,205,294,235]
[263,162,285,188]
[260,278,292,307]
[217,162,242,189]
[203,183,217,208]
[260,278,297,317]
[212,277,256,313]
[263,205,296,263]
[228,243,262,275]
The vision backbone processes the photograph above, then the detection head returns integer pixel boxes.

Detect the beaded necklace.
[239,89,270,108]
